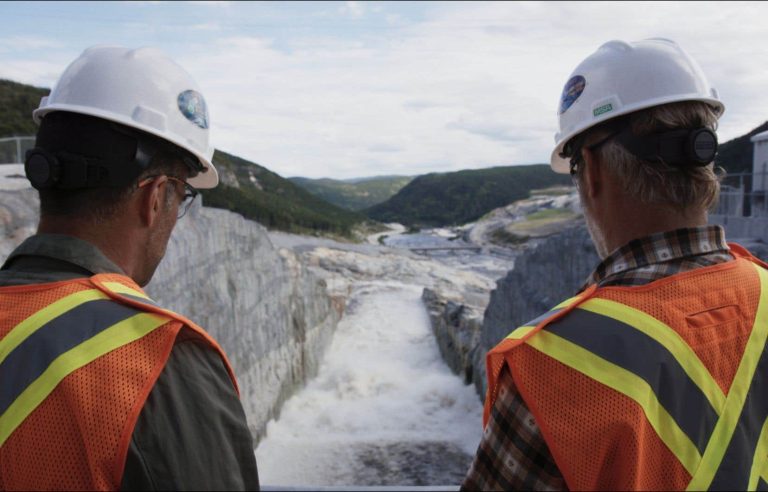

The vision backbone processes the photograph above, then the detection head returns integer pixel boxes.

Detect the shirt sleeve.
[120,330,260,491]
[461,366,567,491]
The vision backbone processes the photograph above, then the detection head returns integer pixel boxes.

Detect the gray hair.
[575,101,722,212]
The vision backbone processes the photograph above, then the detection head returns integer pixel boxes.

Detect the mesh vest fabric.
[485,250,768,491]
[0,273,236,491]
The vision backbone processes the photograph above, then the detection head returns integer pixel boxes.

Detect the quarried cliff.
[420,223,599,400]
[0,187,341,443]
[471,224,599,396]
[148,201,341,441]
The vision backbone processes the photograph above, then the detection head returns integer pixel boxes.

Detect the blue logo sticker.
[559,75,586,115]
[177,90,209,129]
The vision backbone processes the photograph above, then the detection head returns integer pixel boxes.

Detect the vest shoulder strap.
[729,242,768,270]
[690,261,768,490]
[89,274,240,395]
[509,261,768,490]
[483,286,597,425]
[0,281,172,448]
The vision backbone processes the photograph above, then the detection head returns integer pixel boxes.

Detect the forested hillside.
[366,164,572,227]
[289,175,413,211]
[202,151,365,236]
[716,121,768,174]
[0,80,47,137]
[3,77,763,233]
[0,78,365,237]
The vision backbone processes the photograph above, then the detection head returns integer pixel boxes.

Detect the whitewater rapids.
[254,280,483,487]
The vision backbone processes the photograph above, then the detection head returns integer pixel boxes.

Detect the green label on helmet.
[593,103,613,117]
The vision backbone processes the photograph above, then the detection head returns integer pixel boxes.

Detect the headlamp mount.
[25,112,203,190]
[614,126,718,168]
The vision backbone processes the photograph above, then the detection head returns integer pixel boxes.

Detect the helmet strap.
[29,112,203,189]
[613,126,718,167]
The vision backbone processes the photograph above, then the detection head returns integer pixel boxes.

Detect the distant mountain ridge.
[0,78,365,237]
[716,121,768,174]
[363,121,768,228]
[0,80,48,137]
[289,175,413,211]
[365,164,572,227]
[2,77,765,232]
[202,151,365,236]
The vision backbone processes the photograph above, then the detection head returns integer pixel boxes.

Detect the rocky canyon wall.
[0,188,341,442]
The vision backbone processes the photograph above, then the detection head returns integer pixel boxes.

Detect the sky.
[1,1,766,179]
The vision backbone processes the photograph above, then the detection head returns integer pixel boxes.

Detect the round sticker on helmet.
[559,75,586,115]
[177,90,209,129]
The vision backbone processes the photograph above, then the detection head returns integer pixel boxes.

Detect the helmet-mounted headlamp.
[613,126,718,168]
[25,112,202,190]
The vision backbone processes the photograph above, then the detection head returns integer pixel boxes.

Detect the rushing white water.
[255,280,483,487]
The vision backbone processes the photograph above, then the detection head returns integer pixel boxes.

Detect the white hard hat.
[551,38,725,174]
[34,45,218,188]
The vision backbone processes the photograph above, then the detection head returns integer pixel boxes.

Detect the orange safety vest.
[0,273,238,491]
[485,245,768,491]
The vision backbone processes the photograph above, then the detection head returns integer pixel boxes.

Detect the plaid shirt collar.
[586,225,732,288]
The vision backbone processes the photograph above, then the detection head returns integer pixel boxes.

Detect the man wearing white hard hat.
[463,38,768,491]
[0,47,259,490]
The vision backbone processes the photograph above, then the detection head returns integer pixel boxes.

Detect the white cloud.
[0,39,78,89]
[340,1,365,19]
[0,36,62,52]
[189,22,221,31]
[4,2,767,179]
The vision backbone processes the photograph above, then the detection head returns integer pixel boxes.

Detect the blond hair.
[576,101,722,211]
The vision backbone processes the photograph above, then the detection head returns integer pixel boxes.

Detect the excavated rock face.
[148,201,341,441]
[428,220,768,400]
[421,288,483,386]
[0,188,340,443]
[417,221,598,400]
[0,187,39,259]
[472,225,599,396]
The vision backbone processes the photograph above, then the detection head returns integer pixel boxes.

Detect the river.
[254,275,485,486]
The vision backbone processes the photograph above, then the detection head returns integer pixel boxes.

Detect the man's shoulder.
[519,294,586,330]
[124,326,258,492]
[168,328,234,385]
[0,233,124,286]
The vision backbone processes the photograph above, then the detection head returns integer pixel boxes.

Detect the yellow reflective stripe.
[506,295,584,337]
[103,282,150,300]
[580,298,726,414]
[688,263,768,491]
[748,418,768,490]
[0,289,109,366]
[506,326,535,340]
[526,329,702,475]
[0,312,169,447]
[505,293,594,341]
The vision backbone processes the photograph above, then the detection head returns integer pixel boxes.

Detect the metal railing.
[712,171,768,218]
[0,136,35,165]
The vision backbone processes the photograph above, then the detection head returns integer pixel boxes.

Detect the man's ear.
[138,176,167,228]
[581,147,601,199]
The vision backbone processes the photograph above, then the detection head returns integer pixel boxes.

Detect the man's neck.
[37,216,143,282]
[602,203,708,255]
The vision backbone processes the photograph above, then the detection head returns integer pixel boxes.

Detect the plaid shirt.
[461,225,733,491]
